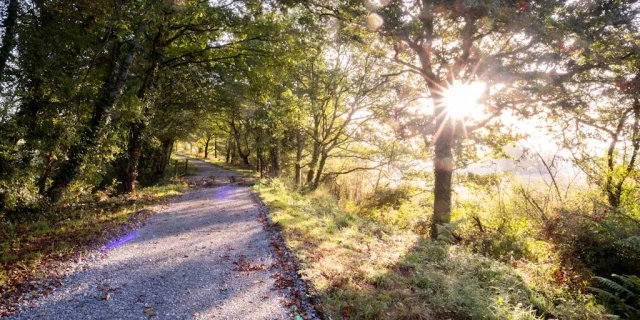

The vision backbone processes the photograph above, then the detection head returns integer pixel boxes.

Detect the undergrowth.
[256,179,608,319]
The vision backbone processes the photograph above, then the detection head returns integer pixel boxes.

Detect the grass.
[169,154,200,176]
[0,181,187,314]
[179,152,258,178]
[255,179,608,320]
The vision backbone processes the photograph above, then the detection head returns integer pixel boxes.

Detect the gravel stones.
[10,161,295,320]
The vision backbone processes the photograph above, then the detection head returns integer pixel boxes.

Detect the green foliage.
[589,275,640,319]
[544,208,640,278]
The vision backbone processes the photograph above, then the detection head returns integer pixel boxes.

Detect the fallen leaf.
[144,307,154,315]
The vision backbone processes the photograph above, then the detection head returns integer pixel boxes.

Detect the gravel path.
[12,159,292,320]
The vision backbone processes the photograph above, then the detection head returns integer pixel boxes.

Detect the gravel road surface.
[12,159,292,320]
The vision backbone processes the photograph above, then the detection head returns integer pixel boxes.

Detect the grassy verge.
[255,179,606,320]
[0,181,187,315]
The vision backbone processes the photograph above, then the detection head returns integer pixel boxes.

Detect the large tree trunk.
[431,97,454,239]
[0,0,18,81]
[306,141,321,185]
[306,116,321,185]
[46,24,144,202]
[312,150,327,189]
[225,139,231,163]
[120,122,144,193]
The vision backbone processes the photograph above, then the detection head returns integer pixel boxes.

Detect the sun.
[442,81,486,120]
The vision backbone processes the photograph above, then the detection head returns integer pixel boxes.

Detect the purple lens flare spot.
[104,231,138,251]
[215,185,234,200]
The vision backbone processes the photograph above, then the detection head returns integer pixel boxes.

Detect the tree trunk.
[259,153,267,178]
[120,121,144,193]
[306,141,321,185]
[0,0,18,81]
[230,119,250,165]
[121,26,162,194]
[46,23,145,202]
[204,135,211,159]
[270,145,281,178]
[312,150,327,189]
[239,152,249,165]
[256,144,261,173]
[295,128,303,186]
[121,121,142,194]
[306,116,321,185]
[155,138,173,175]
[230,139,236,163]
[37,153,53,194]
[431,99,454,239]
[214,137,217,158]
[225,139,231,163]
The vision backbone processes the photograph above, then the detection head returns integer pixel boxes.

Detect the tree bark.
[0,0,18,81]
[120,121,143,193]
[306,115,321,185]
[306,140,321,185]
[312,150,327,189]
[204,134,211,159]
[155,138,173,175]
[295,128,303,186]
[46,22,145,202]
[270,145,281,178]
[431,97,454,239]
[230,119,250,164]
[225,138,231,163]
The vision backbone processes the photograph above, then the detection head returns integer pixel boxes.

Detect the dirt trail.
[12,159,292,320]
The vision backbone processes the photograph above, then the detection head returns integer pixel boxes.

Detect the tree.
[0,0,18,80]
[542,1,640,209]
[370,0,567,238]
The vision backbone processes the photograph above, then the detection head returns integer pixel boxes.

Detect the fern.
[590,275,640,319]
[612,274,640,293]
[616,236,640,254]
[594,276,635,298]
[587,286,620,302]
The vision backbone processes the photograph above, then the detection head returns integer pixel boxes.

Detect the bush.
[543,208,640,278]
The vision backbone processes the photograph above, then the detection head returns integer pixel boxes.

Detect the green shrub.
[543,209,640,278]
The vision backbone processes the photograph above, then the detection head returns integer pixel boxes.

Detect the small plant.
[589,274,640,318]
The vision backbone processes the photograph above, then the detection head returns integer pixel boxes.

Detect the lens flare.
[442,81,486,119]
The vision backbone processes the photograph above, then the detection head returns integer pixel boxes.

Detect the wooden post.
[185,159,189,175]
[174,160,178,177]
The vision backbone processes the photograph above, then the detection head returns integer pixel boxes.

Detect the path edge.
[251,191,325,320]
